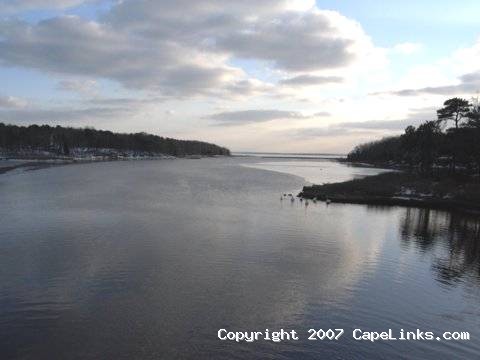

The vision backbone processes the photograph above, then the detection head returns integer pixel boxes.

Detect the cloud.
[374,37,480,98]
[0,95,27,109]
[213,11,357,72]
[312,112,331,117]
[57,79,98,95]
[291,127,357,138]
[87,96,165,107]
[338,107,436,130]
[206,110,306,124]
[205,109,329,125]
[223,79,276,98]
[0,16,253,97]
[0,105,132,124]
[279,75,343,86]
[288,107,437,140]
[0,1,380,99]
[0,0,91,13]
[378,71,480,96]
[338,119,422,130]
[460,72,480,83]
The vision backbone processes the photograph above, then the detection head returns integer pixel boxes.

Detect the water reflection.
[1,159,480,359]
[400,208,480,285]
[242,159,392,184]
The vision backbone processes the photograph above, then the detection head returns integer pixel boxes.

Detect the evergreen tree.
[436,97,470,129]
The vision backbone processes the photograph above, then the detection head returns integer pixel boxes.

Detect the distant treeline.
[0,123,230,157]
[347,97,480,175]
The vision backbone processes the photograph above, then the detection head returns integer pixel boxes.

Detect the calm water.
[242,159,392,184]
[0,158,479,359]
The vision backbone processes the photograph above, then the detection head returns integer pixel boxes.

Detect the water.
[233,152,345,160]
[0,158,479,359]
[241,159,392,184]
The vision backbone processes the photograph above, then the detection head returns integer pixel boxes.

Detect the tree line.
[0,123,230,157]
[347,97,480,175]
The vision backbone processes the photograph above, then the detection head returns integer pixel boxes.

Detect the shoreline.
[0,157,168,176]
[0,161,67,175]
[0,154,230,176]
[299,170,480,215]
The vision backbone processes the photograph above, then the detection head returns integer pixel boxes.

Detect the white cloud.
[284,0,315,12]
[375,37,480,98]
[0,0,383,100]
[447,36,480,75]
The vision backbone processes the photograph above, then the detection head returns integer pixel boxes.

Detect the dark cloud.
[206,110,306,124]
[0,16,247,97]
[223,80,275,98]
[205,109,328,125]
[0,0,91,13]
[337,107,436,130]
[291,127,357,138]
[280,75,343,86]
[337,119,412,130]
[0,106,133,124]
[376,71,480,97]
[214,11,355,71]
[460,72,480,83]
[337,119,424,130]
[287,107,437,139]
[87,96,165,107]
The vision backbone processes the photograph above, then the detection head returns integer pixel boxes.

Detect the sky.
[0,0,480,153]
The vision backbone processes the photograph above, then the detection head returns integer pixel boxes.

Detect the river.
[0,157,479,359]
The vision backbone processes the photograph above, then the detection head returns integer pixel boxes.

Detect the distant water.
[241,158,392,185]
[0,157,479,359]
[233,151,345,159]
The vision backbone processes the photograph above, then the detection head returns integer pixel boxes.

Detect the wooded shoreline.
[299,170,480,214]
[301,96,480,214]
[0,123,231,158]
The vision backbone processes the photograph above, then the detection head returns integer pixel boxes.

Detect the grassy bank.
[299,172,480,213]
